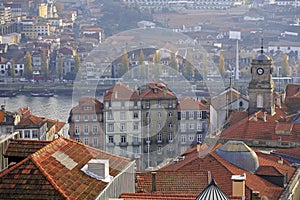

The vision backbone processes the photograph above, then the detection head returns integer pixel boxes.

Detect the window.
[108,101,112,108]
[157,133,162,142]
[92,126,97,134]
[189,111,194,119]
[93,114,97,121]
[189,123,194,130]
[84,126,89,134]
[133,146,139,154]
[146,145,150,153]
[121,135,126,143]
[25,130,30,138]
[75,138,80,142]
[158,123,162,129]
[197,111,202,119]
[197,134,202,143]
[75,115,80,121]
[121,101,125,108]
[19,131,22,138]
[120,123,126,131]
[181,112,186,119]
[84,138,89,145]
[168,99,173,108]
[169,123,173,128]
[181,135,186,144]
[133,136,139,143]
[180,123,185,132]
[133,112,139,119]
[75,126,80,134]
[108,112,113,120]
[146,111,150,118]
[189,135,194,142]
[133,122,139,130]
[157,100,161,108]
[108,124,114,132]
[84,115,88,121]
[168,112,172,117]
[93,138,98,147]
[197,123,202,131]
[108,136,114,143]
[120,112,126,120]
[257,94,263,108]
[168,132,173,142]
[158,112,162,118]
[157,146,162,154]
[32,130,38,138]
[146,100,150,108]
[134,101,138,108]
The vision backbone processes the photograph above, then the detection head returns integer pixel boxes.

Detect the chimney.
[1,104,6,111]
[253,113,257,121]
[263,112,267,122]
[232,173,246,198]
[278,156,283,165]
[251,191,260,200]
[197,142,201,152]
[276,97,281,108]
[81,159,112,182]
[151,172,157,193]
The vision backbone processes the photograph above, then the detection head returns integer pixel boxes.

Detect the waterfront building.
[103,83,142,159]
[68,97,104,149]
[178,97,208,153]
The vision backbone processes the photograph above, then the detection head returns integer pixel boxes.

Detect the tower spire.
[260,38,264,54]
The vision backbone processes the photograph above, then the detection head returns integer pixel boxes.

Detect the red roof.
[139,81,176,100]
[158,143,296,200]
[120,193,196,200]
[104,82,140,101]
[71,97,104,114]
[285,84,300,113]
[178,97,208,111]
[0,137,131,199]
[4,139,51,158]
[273,148,300,159]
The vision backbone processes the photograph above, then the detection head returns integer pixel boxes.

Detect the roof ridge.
[0,156,31,177]
[30,155,69,199]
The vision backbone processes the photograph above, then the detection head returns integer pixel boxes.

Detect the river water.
[0,94,77,135]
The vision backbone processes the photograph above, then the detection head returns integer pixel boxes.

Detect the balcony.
[132,141,141,146]
[156,139,164,144]
[107,142,115,146]
[144,139,152,144]
[119,142,129,147]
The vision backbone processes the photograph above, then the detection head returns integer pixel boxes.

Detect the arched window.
[257,94,263,108]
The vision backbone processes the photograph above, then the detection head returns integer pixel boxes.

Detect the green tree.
[182,60,195,80]
[24,51,33,79]
[119,49,130,77]
[10,60,15,81]
[138,49,147,78]
[57,56,63,80]
[41,51,49,78]
[218,52,226,78]
[281,54,290,77]
[169,52,178,73]
[153,49,162,77]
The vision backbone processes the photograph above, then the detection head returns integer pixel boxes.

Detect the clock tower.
[248,45,275,115]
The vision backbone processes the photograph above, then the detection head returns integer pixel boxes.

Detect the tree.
[281,54,290,77]
[10,60,15,81]
[41,51,49,78]
[138,49,147,78]
[169,52,178,73]
[24,51,33,79]
[218,52,226,78]
[182,60,195,80]
[57,56,63,80]
[119,49,130,77]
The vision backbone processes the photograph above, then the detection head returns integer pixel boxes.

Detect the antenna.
[260,38,264,54]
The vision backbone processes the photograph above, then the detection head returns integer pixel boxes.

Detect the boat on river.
[31,90,54,97]
[0,91,18,97]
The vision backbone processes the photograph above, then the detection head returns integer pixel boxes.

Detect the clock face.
[257,68,264,75]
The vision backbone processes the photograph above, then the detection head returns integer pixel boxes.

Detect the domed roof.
[216,141,259,173]
[256,53,271,61]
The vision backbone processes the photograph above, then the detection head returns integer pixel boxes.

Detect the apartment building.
[139,81,178,169]
[68,97,104,149]
[178,97,208,153]
[103,83,142,158]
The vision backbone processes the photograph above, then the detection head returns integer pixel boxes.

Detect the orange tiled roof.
[104,82,140,101]
[285,84,300,113]
[139,82,176,99]
[120,193,196,200]
[159,143,296,200]
[71,97,104,114]
[178,97,208,111]
[273,148,300,159]
[255,166,284,177]
[135,171,209,195]
[44,118,66,134]
[4,139,51,158]
[17,115,45,127]
[0,137,131,200]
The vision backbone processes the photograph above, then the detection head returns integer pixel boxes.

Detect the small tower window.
[257,94,263,108]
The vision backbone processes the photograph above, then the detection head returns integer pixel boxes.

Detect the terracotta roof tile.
[178,97,208,111]
[4,139,51,158]
[0,137,131,199]
[273,148,300,159]
[104,82,139,101]
[255,166,284,177]
[120,193,196,200]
